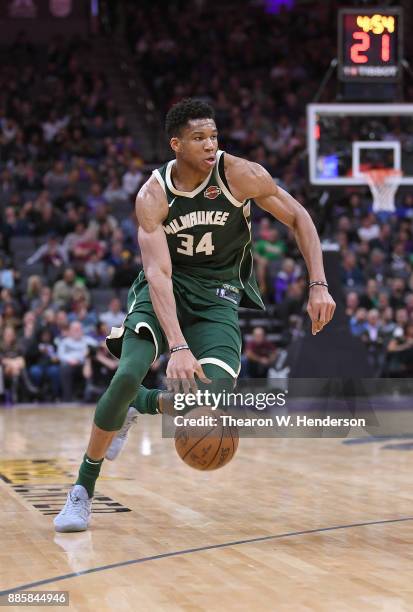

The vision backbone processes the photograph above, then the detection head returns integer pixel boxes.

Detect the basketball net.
[363,169,402,213]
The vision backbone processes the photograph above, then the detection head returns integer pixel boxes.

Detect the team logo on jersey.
[204,186,221,200]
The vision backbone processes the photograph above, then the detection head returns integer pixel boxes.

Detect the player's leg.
[129,360,235,416]
[131,310,241,415]
[54,328,156,532]
[106,307,242,461]
[84,329,154,445]
[179,313,241,416]
[104,384,161,462]
[184,312,242,382]
[105,384,174,461]
[104,287,169,460]
[131,384,168,414]
[106,314,241,469]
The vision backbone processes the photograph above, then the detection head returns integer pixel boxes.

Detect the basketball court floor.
[1,405,413,611]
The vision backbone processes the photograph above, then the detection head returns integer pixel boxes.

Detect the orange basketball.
[174,407,239,470]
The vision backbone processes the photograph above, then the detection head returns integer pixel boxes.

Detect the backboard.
[307,104,413,186]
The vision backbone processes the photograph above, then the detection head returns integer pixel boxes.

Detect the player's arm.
[136,177,208,391]
[226,156,336,334]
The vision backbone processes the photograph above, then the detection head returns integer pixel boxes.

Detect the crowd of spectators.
[125,0,323,198]
[0,34,147,402]
[1,1,413,403]
[338,201,413,377]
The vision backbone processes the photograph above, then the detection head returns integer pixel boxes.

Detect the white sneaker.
[105,406,139,461]
[54,485,92,533]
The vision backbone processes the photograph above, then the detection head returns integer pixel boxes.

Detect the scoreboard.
[338,8,403,82]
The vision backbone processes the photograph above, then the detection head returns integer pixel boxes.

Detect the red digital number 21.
[350,32,370,64]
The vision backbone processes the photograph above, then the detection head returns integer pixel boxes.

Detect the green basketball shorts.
[106,271,243,378]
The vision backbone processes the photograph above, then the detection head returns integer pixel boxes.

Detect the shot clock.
[338,8,403,82]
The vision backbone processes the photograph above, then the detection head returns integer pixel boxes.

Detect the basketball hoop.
[363,169,402,213]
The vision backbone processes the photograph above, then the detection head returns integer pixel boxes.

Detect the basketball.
[174,407,239,470]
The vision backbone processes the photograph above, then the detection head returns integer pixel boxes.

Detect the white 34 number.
[177,232,214,256]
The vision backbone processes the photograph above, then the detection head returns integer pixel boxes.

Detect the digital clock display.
[338,8,402,82]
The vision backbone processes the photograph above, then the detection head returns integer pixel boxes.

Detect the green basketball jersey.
[152,150,264,310]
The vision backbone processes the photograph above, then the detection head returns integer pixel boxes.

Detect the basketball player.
[54,99,335,532]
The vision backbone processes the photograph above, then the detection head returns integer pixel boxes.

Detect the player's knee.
[111,369,139,397]
[94,368,139,430]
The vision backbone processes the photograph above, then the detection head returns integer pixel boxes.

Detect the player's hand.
[307,286,336,335]
[166,350,211,394]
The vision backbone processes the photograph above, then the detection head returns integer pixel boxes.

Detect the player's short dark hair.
[165,98,215,139]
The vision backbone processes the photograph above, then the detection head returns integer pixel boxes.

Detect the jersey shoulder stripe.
[215,150,245,208]
[152,168,166,192]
